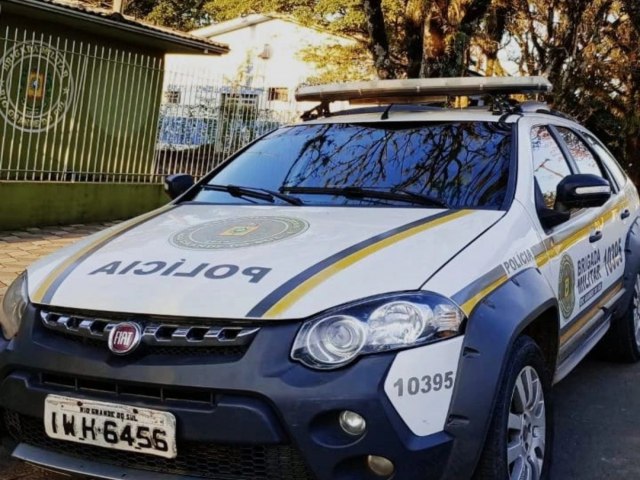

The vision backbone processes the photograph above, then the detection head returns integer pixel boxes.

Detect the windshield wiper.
[282,186,448,208]
[202,184,303,206]
[391,188,449,208]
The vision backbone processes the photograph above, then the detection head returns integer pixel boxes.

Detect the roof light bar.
[296,76,552,103]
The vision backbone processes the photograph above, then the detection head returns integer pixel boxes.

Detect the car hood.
[28,204,503,320]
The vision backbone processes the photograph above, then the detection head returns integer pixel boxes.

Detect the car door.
[529,125,613,360]
[554,126,626,301]
[582,130,637,236]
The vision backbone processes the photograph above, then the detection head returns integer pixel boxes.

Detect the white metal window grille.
[154,69,300,180]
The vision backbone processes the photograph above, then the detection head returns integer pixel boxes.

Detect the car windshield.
[191,121,513,209]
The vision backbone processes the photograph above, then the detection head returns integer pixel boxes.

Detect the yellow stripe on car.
[32,206,172,304]
[262,209,473,318]
[460,273,509,316]
[458,199,630,316]
[536,199,629,268]
[560,283,622,345]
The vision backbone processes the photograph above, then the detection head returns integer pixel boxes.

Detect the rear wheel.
[473,336,553,480]
[599,273,640,363]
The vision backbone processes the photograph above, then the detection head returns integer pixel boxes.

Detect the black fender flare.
[615,216,640,318]
[440,267,558,480]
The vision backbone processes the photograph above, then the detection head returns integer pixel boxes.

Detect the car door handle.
[590,230,603,243]
[621,209,631,220]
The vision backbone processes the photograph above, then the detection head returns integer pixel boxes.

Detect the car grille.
[38,373,218,406]
[39,311,258,358]
[4,410,315,480]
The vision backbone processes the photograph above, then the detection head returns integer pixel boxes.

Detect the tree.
[619,0,640,179]
[362,0,395,78]
[500,0,640,178]
[357,0,499,78]
[78,0,640,177]
[299,44,376,85]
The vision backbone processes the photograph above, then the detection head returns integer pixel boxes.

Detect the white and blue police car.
[1,77,639,480]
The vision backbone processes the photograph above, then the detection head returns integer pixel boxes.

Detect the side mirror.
[164,174,194,200]
[556,174,611,210]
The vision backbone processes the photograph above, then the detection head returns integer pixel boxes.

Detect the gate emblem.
[108,322,142,355]
[0,42,75,132]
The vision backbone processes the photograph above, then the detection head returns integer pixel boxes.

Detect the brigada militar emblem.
[170,216,309,250]
[558,254,576,319]
[0,42,75,132]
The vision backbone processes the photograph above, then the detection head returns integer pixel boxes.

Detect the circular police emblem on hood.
[170,216,309,250]
[558,254,576,319]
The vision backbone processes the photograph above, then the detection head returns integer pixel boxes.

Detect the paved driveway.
[0,224,117,480]
[0,223,118,299]
[0,224,639,479]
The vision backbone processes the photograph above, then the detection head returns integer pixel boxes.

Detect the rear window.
[194,122,513,210]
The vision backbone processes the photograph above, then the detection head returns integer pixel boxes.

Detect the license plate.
[44,395,177,459]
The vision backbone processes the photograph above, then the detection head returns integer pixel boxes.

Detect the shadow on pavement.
[552,356,640,479]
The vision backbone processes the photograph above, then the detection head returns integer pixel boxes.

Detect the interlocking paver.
[16,244,43,251]
[0,237,25,244]
[0,221,115,479]
[0,221,114,304]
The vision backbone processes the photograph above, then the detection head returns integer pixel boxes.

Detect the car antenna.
[380,103,394,120]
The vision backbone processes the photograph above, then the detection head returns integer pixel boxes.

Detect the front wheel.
[473,336,553,480]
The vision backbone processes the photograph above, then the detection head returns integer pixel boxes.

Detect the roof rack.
[295,77,553,104]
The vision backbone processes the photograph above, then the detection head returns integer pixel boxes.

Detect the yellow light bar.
[296,77,552,103]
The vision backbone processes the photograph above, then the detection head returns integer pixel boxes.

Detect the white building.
[165,14,356,111]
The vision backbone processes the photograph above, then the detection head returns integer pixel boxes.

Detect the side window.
[584,133,627,189]
[555,127,604,177]
[531,126,572,209]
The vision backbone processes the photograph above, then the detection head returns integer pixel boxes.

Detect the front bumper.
[0,304,455,480]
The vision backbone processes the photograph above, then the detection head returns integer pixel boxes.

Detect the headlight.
[291,292,465,370]
[0,272,29,339]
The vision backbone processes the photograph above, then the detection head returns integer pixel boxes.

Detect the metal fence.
[153,70,299,179]
[0,25,299,184]
[0,26,164,183]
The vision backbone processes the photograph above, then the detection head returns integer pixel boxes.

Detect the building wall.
[166,19,354,109]
[0,181,167,230]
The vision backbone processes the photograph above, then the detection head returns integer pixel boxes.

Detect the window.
[555,127,603,177]
[584,133,627,189]
[268,87,289,102]
[221,92,259,109]
[164,89,181,104]
[195,122,514,210]
[531,126,572,209]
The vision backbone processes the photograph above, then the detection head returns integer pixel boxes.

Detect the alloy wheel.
[507,366,546,480]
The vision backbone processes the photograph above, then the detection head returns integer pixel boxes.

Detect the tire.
[473,336,553,480]
[598,273,640,363]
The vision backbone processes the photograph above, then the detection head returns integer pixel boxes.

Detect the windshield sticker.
[558,254,576,319]
[90,261,272,283]
[170,216,309,250]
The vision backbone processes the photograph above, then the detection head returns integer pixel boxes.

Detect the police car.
[1,77,639,480]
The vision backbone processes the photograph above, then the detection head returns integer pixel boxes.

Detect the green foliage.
[125,0,208,30]
[123,0,369,33]
[82,0,640,180]
[299,44,375,85]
